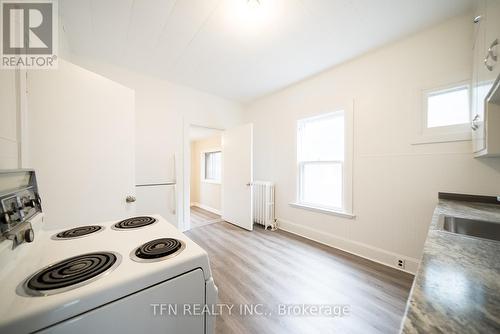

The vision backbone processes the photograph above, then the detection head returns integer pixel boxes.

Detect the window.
[426,85,470,128]
[296,111,346,212]
[414,83,471,144]
[203,151,221,183]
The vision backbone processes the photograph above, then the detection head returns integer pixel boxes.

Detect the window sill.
[202,179,221,185]
[289,202,355,219]
[412,131,471,145]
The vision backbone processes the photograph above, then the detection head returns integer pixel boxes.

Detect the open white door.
[222,123,253,231]
[26,60,136,229]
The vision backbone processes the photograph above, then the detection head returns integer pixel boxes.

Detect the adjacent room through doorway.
[189,126,224,230]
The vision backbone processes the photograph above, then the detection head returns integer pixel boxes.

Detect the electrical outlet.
[397,259,406,269]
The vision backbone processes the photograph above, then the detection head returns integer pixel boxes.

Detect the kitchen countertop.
[400,199,500,333]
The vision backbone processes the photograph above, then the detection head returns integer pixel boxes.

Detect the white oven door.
[39,269,206,334]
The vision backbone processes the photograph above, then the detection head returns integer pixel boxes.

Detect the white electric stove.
[0,169,217,334]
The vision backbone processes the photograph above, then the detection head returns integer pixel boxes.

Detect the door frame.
[181,120,224,232]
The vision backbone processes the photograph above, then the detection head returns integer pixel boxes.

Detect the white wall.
[68,55,243,227]
[190,135,222,213]
[244,14,500,273]
[0,70,19,169]
[58,15,72,60]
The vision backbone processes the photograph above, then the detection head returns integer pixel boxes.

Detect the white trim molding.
[277,217,419,274]
[289,202,355,219]
[201,179,221,185]
[191,202,221,216]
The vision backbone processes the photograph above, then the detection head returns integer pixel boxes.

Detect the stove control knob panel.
[1,191,41,234]
[23,197,35,208]
[0,170,41,247]
[0,196,23,230]
[24,228,34,243]
[9,223,35,248]
[21,195,40,216]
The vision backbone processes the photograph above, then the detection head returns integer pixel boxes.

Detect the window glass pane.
[301,162,342,209]
[205,154,210,179]
[427,87,469,128]
[298,112,344,162]
[205,151,221,181]
[213,152,221,180]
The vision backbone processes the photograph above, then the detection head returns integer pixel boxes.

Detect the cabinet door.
[474,0,500,155]
[485,0,500,79]
[27,60,136,229]
[472,0,488,153]
[0,70,18,168]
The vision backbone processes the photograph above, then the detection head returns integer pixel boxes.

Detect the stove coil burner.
[53,225,103,239]
[131,238,185,263]
[113,216,157,230]
[24,252,120,296]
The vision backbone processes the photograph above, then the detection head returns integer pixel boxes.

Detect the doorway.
[188,125,223,230]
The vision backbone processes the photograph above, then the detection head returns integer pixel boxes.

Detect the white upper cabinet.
[485,0,500,79]
[472,0,500,156]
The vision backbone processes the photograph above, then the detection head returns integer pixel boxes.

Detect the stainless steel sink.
[439,216,500,242]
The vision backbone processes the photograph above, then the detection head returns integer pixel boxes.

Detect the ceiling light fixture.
[247,0,261,9]
[225,0,277,35]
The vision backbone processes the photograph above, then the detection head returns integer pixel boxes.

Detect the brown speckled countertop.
[400,200,500,333]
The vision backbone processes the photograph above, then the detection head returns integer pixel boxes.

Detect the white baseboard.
[191,202,221,216]
[277,218,419,275]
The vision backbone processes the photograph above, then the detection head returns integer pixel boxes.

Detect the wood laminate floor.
[185,222,414,334]
[190,206,223,229]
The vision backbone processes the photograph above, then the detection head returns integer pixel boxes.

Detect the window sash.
[298,160,344,210]
[204,151,221,182]
[422,84,471,133]
[297,111,345,163]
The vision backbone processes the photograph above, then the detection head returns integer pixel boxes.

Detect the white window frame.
[413,81,472,144]
[291,106,354,219]
[201,149,222,184]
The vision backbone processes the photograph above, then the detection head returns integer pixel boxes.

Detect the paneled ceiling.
[60,0,474,102]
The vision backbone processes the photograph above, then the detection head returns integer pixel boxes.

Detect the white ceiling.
[60,0,474,102]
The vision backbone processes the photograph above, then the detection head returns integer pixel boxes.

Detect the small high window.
[426,85,470,128]
[414,83,471,144]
